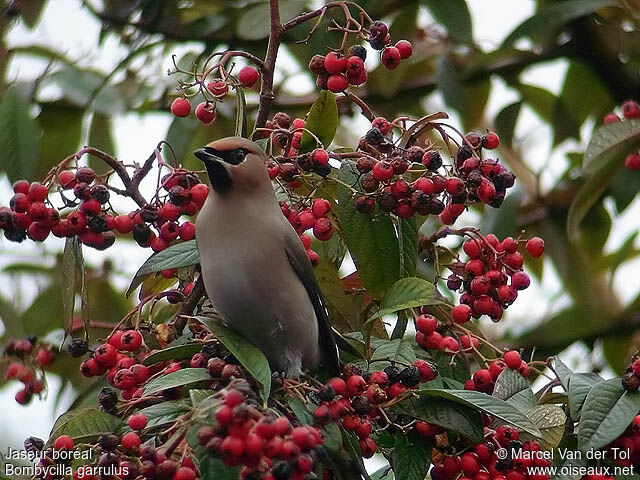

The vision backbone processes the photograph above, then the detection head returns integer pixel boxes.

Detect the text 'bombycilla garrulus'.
[194,137,340,378]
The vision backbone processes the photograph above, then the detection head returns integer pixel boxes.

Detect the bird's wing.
[283,228,340,376]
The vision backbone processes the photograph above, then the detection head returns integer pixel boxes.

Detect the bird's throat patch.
[204,161,232,193]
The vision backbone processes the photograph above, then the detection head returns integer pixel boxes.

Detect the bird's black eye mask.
[194,147,248,193]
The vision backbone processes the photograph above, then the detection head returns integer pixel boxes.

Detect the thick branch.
[254,0,283,131]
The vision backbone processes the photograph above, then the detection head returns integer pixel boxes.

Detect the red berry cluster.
[0,168,204,258]
[3,336,54,405]
[170,65,260,123]
[602,100,640,171]
[444,235,543,324]
[198,388,323,480]
[280,198,334,264]
[427,426,550,480]
[353,123,513,223]
[79,330,148,401]
[313,361,438,459]
[465,351,529,393]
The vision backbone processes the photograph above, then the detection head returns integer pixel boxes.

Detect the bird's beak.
[194,147,223,165]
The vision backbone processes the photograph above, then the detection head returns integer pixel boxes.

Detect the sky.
[0,0,638,456]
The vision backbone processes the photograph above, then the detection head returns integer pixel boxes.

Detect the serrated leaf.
[523,404,566,449]
[143,368,212,396]
[48,408,124,445]
[139,400,191,429]
[142,342,206,366]
[578,378,640,451]
[493,368,536,413]
[394,395,484,442]
[392,432,432,480]
[567,372,603,420]
[370,338,416,370]
[128,240,199,295]
[501,0,616,47]
[583,119,640,174]
[368,277,440,321]
[420,0,473,44]
[197,317,271,401]
[419,389,541,436]
[335,162,401,299]
[300,90,338,152]
[0,87,41,182]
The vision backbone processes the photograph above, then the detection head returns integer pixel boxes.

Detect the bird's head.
[194,137,270,194]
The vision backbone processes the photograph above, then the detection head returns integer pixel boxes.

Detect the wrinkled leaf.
[143,368,212,396]
[523,404,566,449]
[583,119,640,174]
[48,408,124,445]
[420,0,473,44]
[368,277,440,321]
[493,368,536,413]
[392,432,432,480]
[568,373,603,420]
[300,90,339,152]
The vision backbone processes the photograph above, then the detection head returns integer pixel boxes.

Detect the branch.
[254,0,283,132]
[172,276,206,335]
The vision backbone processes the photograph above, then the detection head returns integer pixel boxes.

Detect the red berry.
[327,377,347,396]
[313,217,334,241]
[173,467,196,480]
[439,336,459,354]
[311,148,330,167]
[195,102,216,124]
[413,359,437,382]
[54,435,74,450]
[483,132,500,149]
[372,117,391,135]
[346,375,366,397]
[207,80,228,97]
[463,239,482,258]
[122,432,141,450]
[525,236,544,258]
[120,330,143,351]
[114,215,134,234]
[81,198,102,216]
[274,416,292,436]
[625,153,640,170]
[324,52,348,74]
[381,46,401,70]
[461,452,480,477]
[504,350,522,369]
[225,389,245,407]
[128,413,148,431]
[395,40,413,59]
[423,331,443,349]
[415,314,437,334]
[190,184,209,208]
[372,161,394,181]
[327,74,349,93]
[370,370,389,386]
[452,304,472,324]
[622,100,640,119]
[28,182,49,202]
[171,98,191,117]
[603,112,620,124]
[511,271,530,290]
[312,198,331,218]
[179,222,196,240]
[238,66,260,88]
[473,369,492,388]
[415,421,440,437]
[58,170,76,188]
[94,343,117,367]
[13,180,30,194]
[445,177,465,195]
[36,348,55,366]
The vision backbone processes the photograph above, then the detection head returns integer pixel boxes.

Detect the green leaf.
[579,200,611,256]
[234,85,247,137]
[399,216,419,278]
[419,389,541,436]
[567,151,624,241]
[437,55,466,114]
[21,285,65,336]
[393,395,484,442]
[368,277,440,321]
[236,1,304,40]
[198,317,271,400]
[190,389,213,406]
[523,404,566,449]
[463,79,491,131]
[61,238,80,339]
[48,408,124,445]
[552,357,573,390]
[420,0,473,44]
[128,240,199,295]
[501,0,616,47]
[494,101,522,147]
[37,103,84,179]
[314,261,361,333]
[370,338,416,370]
[300,90,339,152]
[335,162,401,299]
[578,378,640,451]
[139,400,191,429]
[560,61,612,129]
[567,373,602,420]
[142,342,206,366]
[143,368,212,396]
[287,397,314,425]
[392,432,432,480]
[583,119,640,174]
[492,368,536,413]
[199,455,240,480]
[0,87,41,182]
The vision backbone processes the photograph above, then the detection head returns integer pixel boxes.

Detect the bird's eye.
[227,148,248,165]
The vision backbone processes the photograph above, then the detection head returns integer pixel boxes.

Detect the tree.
[1,0,640,479]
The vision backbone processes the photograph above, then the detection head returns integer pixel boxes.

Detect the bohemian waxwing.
[194,137,339,378]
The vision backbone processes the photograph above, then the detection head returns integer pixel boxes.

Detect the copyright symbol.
[496,448,508,460]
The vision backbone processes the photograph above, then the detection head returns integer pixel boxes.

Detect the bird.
[194,136,340,378]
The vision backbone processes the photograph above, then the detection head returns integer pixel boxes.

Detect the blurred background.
[0,0,639,462]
